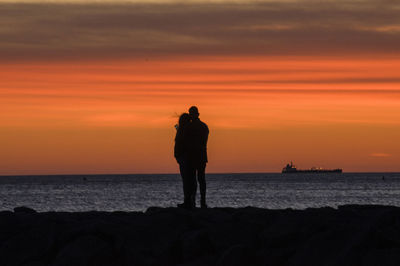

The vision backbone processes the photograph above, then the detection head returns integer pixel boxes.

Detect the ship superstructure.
[282,162,342,173]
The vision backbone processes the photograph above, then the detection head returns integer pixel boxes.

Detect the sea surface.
[1,173,400,212]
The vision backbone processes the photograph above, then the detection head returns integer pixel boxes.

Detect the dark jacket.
[174,126,188,164]
[186,118,209,164]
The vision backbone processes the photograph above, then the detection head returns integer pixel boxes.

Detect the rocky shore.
[1,205,400,266]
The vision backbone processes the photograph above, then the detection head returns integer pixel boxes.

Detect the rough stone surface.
[1,205,400,265]
[14,206,37,214]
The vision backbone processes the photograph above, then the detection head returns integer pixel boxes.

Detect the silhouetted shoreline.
[2,205,400,265]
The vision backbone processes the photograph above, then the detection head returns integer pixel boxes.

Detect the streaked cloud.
[1,0,400,61]
[370,153,392,157]
[2,57,400,130]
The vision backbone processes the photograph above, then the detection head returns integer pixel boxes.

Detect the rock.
[0,223,56,266]
[361,248,400,266]
[13,206,37,214]
[180,230,214,263]
[216,245,249,266]
[0,205,400,265]
[21,262,46,266]
[0,211,19,243]
[52,235,113,266]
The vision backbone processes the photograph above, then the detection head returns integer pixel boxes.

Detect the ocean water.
[1,173,400,212]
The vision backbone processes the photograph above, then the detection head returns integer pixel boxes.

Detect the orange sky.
[1,56,399,174]
[1,0,400,174]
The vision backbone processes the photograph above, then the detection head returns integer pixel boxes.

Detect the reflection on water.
[1,173,400,211]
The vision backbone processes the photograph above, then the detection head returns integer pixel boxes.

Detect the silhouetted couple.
[174,106,209,209]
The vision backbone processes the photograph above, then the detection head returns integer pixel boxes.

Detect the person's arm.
[174,131,181,159]
[204,124,209,145]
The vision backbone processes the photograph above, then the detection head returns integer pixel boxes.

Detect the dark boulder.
[14,206,37,214]
[1,205,400,265]
[53,235,113,266]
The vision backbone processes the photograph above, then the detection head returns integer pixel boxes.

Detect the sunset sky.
[1,0,400,175]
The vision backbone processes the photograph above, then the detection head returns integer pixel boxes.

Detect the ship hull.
[282,169,342,173]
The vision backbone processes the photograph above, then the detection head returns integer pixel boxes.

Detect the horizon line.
[1,171,399,177]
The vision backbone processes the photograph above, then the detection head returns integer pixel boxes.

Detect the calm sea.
[1,173,400,212]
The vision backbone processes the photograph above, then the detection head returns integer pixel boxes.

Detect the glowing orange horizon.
[1,56,399,175]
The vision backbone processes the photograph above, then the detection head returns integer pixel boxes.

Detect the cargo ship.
[282,162,342,173]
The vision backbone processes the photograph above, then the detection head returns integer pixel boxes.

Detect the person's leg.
[192,167,198,209]
[197,163,207,208]
[186,163,197,209]
[179,163,190,206]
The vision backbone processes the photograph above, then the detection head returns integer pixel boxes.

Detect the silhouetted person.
[174,113,196,209]
[186,106,209,208]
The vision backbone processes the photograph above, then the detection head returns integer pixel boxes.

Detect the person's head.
[188,106,199,119]
[178,113,191,128]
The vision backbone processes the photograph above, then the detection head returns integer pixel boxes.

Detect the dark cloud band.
[1,1,400,61]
